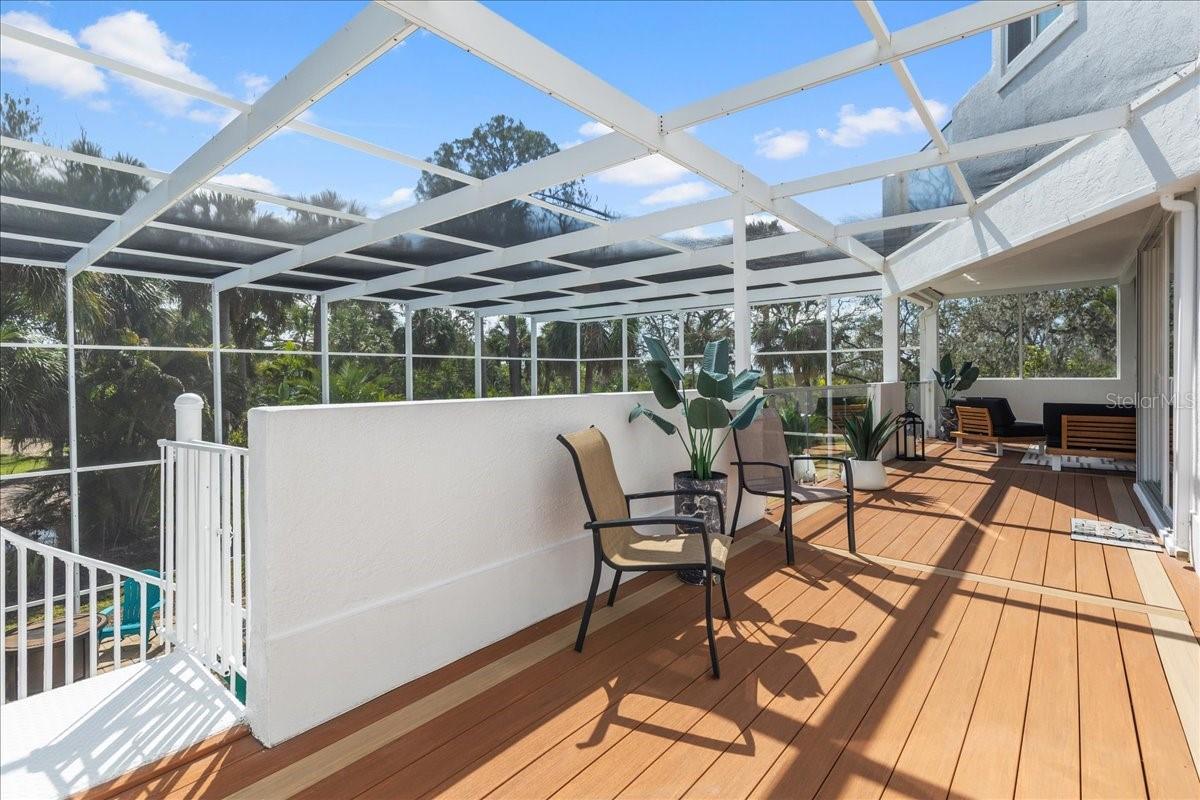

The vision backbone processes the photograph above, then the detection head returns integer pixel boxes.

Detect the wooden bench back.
[954,406,994,437]
[1061,414,1136,454]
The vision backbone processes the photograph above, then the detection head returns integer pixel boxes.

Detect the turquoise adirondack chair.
[99,569,162,643]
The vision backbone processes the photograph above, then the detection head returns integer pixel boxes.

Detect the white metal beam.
[0,194,423,282]
[403,230,832,310]
[660,1,1065,132]
[510,259,872,315]
[854,1,977,208]
[835,205,970,237]
[212,132,646,291]
[0,231,368,286]
[324,195,744,302]
[0,137,367,224]
[773,105,1130,198]
[385,0,883,274]
[536,275,884,322]
[733,196,751,371]
[61,4,417,275]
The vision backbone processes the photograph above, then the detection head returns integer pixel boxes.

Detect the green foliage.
[931,353,979,406]
[777,404,828,456]
[841,400,901,462]
[628,335,764,479]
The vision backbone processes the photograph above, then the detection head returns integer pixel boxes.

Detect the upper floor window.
[1005,8,1063,64]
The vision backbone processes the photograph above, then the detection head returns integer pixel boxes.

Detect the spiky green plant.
[841,400,901,462]
[628,336,764,479]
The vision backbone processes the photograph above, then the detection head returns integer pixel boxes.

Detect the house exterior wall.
[884,0,1200,214]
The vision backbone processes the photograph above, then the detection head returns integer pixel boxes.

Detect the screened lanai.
[1,1,1198,798]
[4,0,1175,565]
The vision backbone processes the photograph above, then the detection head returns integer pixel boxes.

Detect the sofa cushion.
[996,421,1045,438]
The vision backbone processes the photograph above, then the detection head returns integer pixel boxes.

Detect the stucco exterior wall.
[888,66,1199,294]
[885,0,1200,212]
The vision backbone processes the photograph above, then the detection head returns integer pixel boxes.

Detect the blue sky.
[0,0,991,230]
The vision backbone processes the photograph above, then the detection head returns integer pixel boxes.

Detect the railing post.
[175,393,204,442]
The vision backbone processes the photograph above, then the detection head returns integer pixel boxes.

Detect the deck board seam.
[782,538,1192,622]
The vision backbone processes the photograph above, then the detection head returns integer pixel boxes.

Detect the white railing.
[1,527,166,704]
[159,438,249,693]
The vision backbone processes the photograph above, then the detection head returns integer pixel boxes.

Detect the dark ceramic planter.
[672,470,727,585]
[939,406,958,441]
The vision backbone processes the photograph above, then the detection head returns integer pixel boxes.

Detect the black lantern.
[895,409,925,461]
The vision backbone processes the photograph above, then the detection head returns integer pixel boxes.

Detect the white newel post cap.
[174,392,205,442]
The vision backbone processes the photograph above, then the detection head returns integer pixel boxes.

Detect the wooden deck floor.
[82,446,1200,800]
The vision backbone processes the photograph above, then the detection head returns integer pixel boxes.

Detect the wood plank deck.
[85,445,1200,800]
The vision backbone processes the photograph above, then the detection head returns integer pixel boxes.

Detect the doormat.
[1070,518,1163,551]
[1021,451,1135,472]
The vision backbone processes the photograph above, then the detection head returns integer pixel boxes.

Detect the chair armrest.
[625,488,725,534]
[586,516,708,532]
[731,460,789,472]
[586,516,715,570]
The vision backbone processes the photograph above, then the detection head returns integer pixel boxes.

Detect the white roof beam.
[61,4,417,275]
[0,20,685,261]
[213,132,646,291]
[0,194,409,277]
[324,195,740,302]
[773,105,1129,198]
[660,1,1066,132]
[1,136,373,224]
[0,231,368,285]
[404,229,827,310]
[512,259,872,315]
[834,204,970,237]
[854,1,978,208]
[385,1,882,273]
[536,275,884,322]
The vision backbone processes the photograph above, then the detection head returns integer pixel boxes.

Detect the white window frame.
[993,2,1079,91]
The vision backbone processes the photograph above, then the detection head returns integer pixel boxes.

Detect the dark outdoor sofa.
[1043,402,1136,471]
[949,397,1046,455]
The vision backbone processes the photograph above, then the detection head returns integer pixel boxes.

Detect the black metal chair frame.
[558,433,730,678]
[729,420,856,564]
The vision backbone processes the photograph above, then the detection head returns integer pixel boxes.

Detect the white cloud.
[379,186,415,209]
[639,181,715,206]
[0,11,107,98]
[597,154,690,187]
[817,100,949,148]
[214,172,280,194]
[238,72,271,102]
[753,128,811,160]
[578,120,613,138]
[558,139,583,150]
[79,11,219,120]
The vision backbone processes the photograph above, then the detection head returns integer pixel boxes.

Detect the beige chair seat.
[610,530,731,570]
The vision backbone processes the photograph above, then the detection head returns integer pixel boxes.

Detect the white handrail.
[1,526,165,704]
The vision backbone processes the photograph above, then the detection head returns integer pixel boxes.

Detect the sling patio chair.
[729,405,856,564]
[558,427,731,677]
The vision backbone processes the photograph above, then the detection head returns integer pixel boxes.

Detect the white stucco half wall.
[889,65,1199,294]
[243,391,768,746]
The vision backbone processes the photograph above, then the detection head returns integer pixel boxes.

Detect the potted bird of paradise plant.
[629,335,765,544]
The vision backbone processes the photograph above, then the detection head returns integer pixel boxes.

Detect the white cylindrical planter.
[175,393,204,442]
[845,459,887,491]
